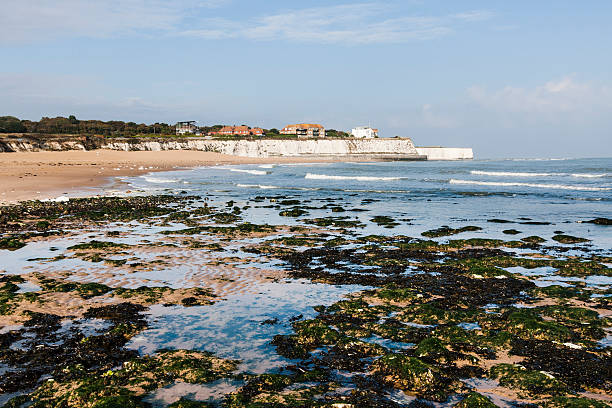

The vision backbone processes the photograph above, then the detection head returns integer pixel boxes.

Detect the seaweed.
[552,235,590,244]
[422,226,482,238]
[489,363,568,397]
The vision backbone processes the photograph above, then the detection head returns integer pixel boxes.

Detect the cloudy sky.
[1,0,611,158]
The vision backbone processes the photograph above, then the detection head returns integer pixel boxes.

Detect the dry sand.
[0,150,341,204]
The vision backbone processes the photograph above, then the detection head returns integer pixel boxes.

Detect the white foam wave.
[258,164,275,169]
[142,176,179,183]
[471,170,555,177]
[237,184,279,189]
[340,189,411,193]
[228,169,268,175]
[305,173,402,181]
[571,173,608,178]
[471,170,609,179]
[42,196,70,202]
[450,179,611,192]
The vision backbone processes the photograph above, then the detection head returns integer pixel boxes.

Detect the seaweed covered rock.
[489,363,568,398]
[371,354,457,401]
[454,392,499,407]
[5,350,238,407]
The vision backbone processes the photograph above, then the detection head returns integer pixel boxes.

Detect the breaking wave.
[471,170,609,178]
[305,173,403,181]
[471,171,555,177]
[228,169,268,175]
[571,173,608,178]
[450,179,611,192]
[142,176,179,183]
[236,184,279,189]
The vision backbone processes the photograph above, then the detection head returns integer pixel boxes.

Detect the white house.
[351,126,379,139]
[176,121,197,135]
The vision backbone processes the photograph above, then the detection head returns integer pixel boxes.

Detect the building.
[351,126,379,139]
[176,121,197,135]
[280,124,325,138]
[208,126,264,136]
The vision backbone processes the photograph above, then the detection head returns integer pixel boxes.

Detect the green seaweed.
[552,235,590,244]
[454,392,499,407]
[422,226,482,238]
[489,363,568,397]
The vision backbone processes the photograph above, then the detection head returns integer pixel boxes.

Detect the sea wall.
[415,147,474,160]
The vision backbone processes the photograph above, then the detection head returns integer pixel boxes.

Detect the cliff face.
[0,135,105,152]
[102,138,422,158]
[0,135,472,160]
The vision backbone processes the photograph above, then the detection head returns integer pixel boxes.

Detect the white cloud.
[0,1,494,45]
[181,4,495,45]
[0,0,228,44]
[467,76,612,117]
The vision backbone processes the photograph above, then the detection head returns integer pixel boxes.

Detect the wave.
[571,173,608,178]
[471,170,554,177]
[228,169,268,175]
[450,179,611,192]
[142,176,179,183]
[258,164,275,169]
[508,158,573,161]
[236,184,279,189]
[471,170,609,179]
[339,189,411,193]
[305,173,403,181]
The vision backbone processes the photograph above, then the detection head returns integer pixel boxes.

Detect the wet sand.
[0,150,344,204]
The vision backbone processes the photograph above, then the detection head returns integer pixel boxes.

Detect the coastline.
[0,150,349,205]
[0,158,610,406]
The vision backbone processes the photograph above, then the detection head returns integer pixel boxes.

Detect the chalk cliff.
[0,135,472,160]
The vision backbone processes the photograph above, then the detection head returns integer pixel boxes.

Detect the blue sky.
[1,0,611,158]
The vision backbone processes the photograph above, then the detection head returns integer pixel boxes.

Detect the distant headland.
[0,116,473,160]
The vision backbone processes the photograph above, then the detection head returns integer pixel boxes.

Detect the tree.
[0,116,26,133]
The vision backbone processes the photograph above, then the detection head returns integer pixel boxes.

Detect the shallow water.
[122,158,612,251]
[128,280,368,373]
[1,157,611,406]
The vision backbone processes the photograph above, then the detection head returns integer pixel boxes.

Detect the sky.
[1,0,611,158]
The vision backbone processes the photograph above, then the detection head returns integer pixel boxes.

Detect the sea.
[127,157,612,250]
[2,157,611,406]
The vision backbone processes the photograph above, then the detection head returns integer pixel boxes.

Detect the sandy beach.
[0,150,341,204]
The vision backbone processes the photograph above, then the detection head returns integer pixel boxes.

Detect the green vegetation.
[454,392,498,408]
[0,235,26,250]
[7,350,238,408]
[422,225,482,238]
[552,234,590,244]
[372,354,455,401]
[68,240,129,250]
[490,364,568,397]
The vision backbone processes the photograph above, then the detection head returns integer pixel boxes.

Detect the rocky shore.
[0,193,610,407]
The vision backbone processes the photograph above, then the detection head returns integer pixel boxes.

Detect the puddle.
[128,280,368,373]
[505,266,557,277]
[457,322,481,331]
[144,378,244,407]
[361,334,415,351]
[16,282,42,293]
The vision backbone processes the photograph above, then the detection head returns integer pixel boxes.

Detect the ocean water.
[2,157,611,406]
[124,157,612,251]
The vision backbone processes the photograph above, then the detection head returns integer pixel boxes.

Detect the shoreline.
[0,150,352,205]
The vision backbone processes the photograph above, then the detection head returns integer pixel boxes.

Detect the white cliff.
[0,135,472,160]
[101,138,424,158]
